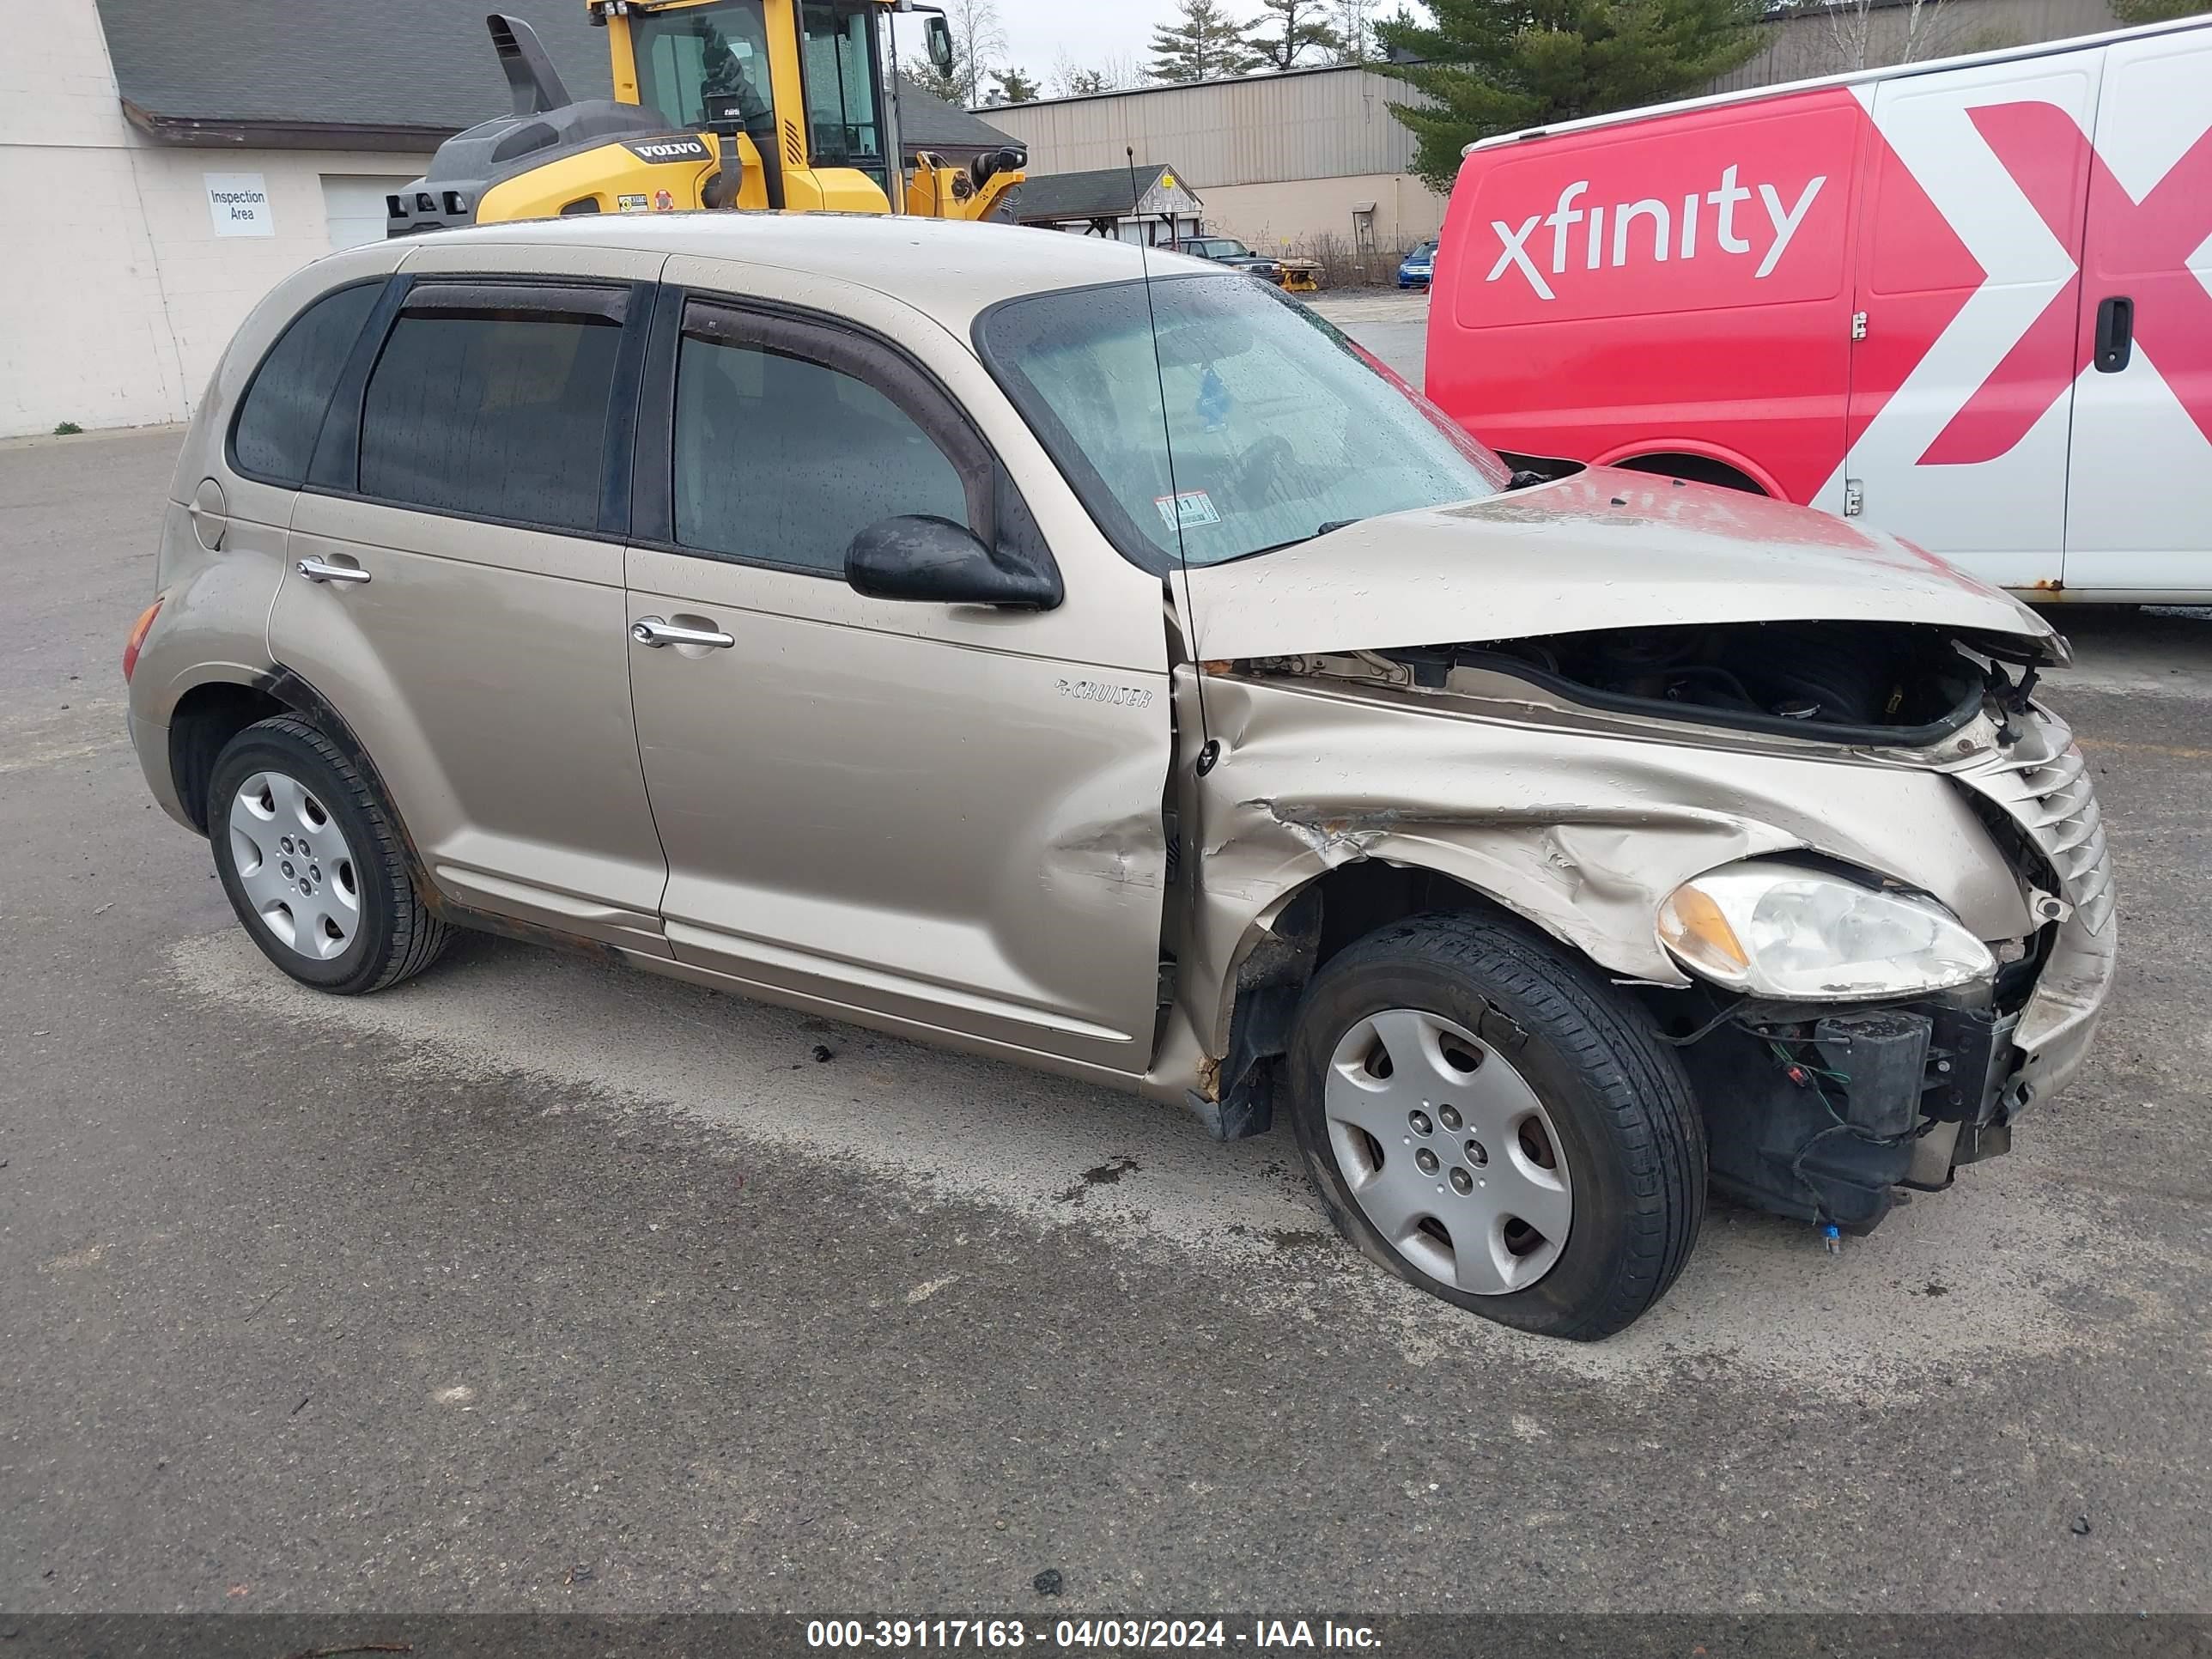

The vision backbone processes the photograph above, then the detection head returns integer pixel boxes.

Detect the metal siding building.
[988,69,1446,263]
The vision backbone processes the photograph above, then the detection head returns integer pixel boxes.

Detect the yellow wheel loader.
[387,2,1025,236]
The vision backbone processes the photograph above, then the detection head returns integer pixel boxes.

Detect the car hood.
[1180,468,2061,661]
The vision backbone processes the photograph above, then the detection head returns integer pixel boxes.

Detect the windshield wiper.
[1233,518,1368,562]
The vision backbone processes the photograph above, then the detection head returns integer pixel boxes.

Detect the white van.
[1427,17,2212,599]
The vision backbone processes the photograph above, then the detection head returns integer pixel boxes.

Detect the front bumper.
[1952,702,2118,1109]
[1685,702,2116,1231]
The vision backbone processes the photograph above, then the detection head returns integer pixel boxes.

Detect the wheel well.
[169,680,288,833]
[1307,861,1503,971]
[1201,862,1527,1140]
[1614,453,1767,495]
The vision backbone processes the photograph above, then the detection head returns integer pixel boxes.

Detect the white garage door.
[320,173,418,252]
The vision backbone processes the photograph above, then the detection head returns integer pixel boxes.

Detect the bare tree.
[1778,0,1966,73]
[1328,0,1381,63]
[946,0,1008,105]
[1048,51,1145,95]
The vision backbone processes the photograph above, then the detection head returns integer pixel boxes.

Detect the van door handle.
[2094,295,2134,373]
[630,617,735,649]
[296,557,370,586]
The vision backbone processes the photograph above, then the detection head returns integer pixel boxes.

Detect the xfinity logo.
[623,137,712,163]
[1487,167,1827,300]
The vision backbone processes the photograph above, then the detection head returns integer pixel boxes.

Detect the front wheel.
[1285,912,1705,1340]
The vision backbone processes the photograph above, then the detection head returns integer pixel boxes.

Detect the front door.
[2061,26,2212,592]
[623,275,1173,1075]
[1843,48,2104,590]
[272,266,670,952]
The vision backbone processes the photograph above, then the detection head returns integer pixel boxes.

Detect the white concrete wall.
[1198,173,1445,259]
[0,0,428,436]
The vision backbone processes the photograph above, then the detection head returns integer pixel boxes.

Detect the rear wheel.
[1285,912,1705,1340]
[208,716,450,994]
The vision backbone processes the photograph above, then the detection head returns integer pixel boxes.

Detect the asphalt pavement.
[4,360,2210,1617]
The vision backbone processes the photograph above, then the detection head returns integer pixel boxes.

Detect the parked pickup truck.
[1174,234,1321,294]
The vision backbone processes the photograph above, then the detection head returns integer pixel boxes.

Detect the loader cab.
[612,0,895,207]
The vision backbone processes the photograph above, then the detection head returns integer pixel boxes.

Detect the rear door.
[2059,23,2212,592]
[271,251,672,953]
[1842,46,2104,590]
[623,261,1173,1076]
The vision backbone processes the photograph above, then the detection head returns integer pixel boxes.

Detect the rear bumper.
[129,708,191,831]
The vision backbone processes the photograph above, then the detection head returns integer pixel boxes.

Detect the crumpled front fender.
[1174,672,2037,1064]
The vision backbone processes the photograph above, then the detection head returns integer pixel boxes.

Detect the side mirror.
[926,15,956,76]
[847,515,1062,610]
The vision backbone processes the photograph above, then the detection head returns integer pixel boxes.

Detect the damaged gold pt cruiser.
[125,216,2115,1339]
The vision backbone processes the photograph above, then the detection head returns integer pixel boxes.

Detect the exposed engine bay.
[1662,978,2041,1232]
[1248,618,2047,744]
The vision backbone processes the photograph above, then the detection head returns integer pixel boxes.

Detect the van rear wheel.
[208,716,450,995]
[1285,912,1705,1340]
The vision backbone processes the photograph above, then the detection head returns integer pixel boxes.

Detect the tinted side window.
[359,310,622,532]
[232,283,381,484]
[672,330,969,573]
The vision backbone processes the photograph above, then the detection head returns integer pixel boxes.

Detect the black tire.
[207,715,451,995]
[1285,911,1705,1340]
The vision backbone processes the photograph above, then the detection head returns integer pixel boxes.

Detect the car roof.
[386,210,1206,334]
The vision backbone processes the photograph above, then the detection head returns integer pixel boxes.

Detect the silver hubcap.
[227,771,360,961]
[1324,1009,1572,1296]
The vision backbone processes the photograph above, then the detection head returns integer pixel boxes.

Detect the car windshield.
[1412,242,1437,259]
[976,274,1508,572]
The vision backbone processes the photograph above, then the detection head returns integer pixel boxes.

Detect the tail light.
[123,597,164,683]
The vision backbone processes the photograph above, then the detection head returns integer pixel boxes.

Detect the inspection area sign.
[204,172,273,237]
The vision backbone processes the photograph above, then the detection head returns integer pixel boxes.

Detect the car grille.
[1955,708,2115,937]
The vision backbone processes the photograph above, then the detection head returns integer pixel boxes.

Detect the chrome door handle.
[630,617,735,649]
[297,557,370,586]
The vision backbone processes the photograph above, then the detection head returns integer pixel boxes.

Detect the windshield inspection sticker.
[1155,489,1222,532]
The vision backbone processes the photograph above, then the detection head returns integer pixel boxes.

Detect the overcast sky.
[881,3,1183,87]
[994,3,1181,76]
[888,3,1420,96]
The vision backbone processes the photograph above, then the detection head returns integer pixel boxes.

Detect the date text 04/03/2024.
[805,1619,1382,1650]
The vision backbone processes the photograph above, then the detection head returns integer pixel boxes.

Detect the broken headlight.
[1657,863,1996,1001]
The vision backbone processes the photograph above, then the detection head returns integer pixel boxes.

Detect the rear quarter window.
[230,282,382,485]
